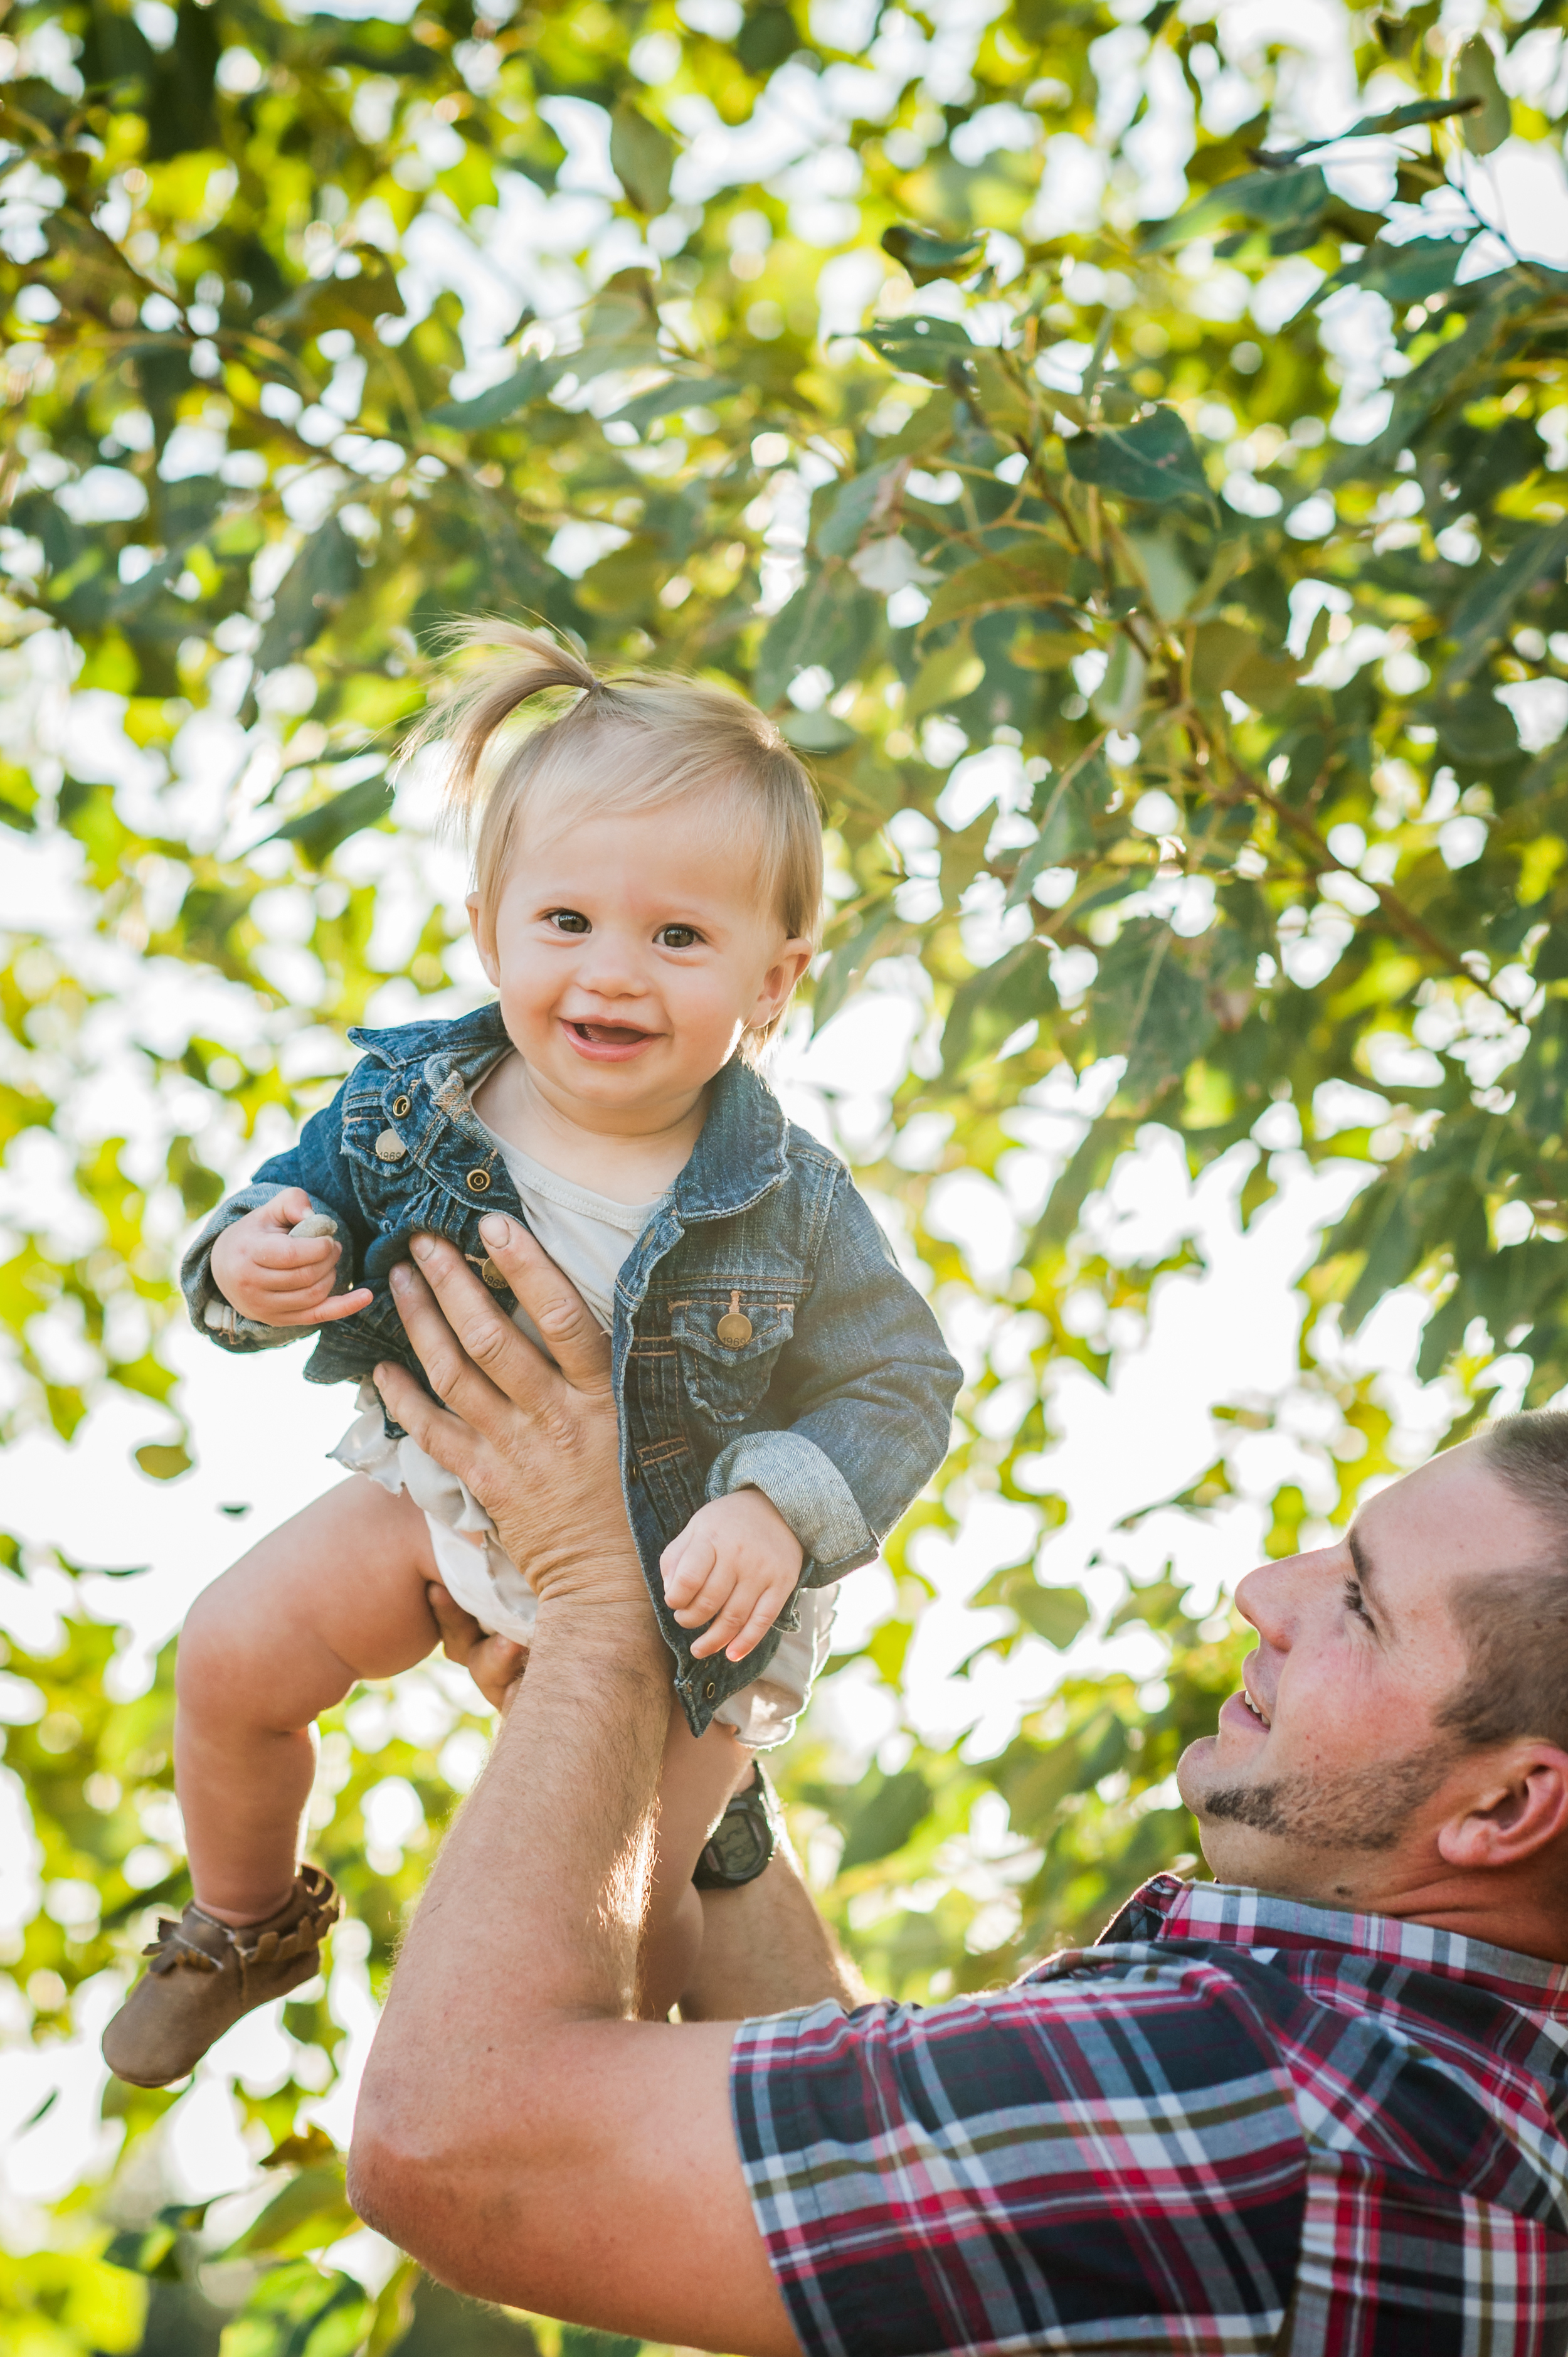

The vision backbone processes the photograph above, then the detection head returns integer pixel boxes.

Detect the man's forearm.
[683,1849,866,2019]
[352,1592,670,2173]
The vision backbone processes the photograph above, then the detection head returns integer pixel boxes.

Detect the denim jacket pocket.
[669,1290,797,1426]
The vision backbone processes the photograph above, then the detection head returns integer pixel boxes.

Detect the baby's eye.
[657,924,702,949]
[546,909,590,935]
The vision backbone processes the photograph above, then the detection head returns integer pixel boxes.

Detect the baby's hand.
[209,1188,374,1329]
[660,1489,805,1664]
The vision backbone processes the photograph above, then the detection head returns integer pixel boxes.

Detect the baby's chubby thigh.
[176,1476,447,1735]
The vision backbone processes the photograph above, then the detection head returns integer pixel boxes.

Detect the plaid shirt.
[731,1875,1568,2355]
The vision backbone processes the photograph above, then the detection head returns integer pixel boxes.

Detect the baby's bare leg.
[175,1477,443,1925]
[637,1710,754,2020]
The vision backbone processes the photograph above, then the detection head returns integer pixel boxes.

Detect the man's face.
[1177,1442,1548,1901]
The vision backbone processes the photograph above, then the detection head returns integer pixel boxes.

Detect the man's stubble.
[1195,1740,1454,1853]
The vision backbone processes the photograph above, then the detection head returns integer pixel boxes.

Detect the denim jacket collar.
[346,1003,792,1222]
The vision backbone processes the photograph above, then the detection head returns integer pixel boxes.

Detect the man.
[349,1218,1568,2354]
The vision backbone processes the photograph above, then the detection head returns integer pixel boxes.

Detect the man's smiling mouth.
[1240,1685,1271,1728]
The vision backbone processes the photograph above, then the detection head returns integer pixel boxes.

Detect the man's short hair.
[1436,1411,1568,1754]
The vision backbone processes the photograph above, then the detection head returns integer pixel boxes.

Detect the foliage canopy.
[3,0,1567,2346]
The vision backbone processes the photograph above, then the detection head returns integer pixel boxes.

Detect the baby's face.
[470,800,812,1122]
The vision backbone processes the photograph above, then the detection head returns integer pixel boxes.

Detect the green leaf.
[267,773,393,864]
[1067,407,1212,508]
[1513,999,1568,1139]
[975,1567,1091,1650]
[923,545,1074,629]
[780,709,856,751]
[225,2164,358,2260]
[610,100,675,214]
[1445,518,1568,682]
[427,351,554,429]
[256,519,359,671]
[1456,38,1511,156]
[610,373,743,432]
[817,466,895,558]
[1139,165,1328,253]
[1096,923,1217,1105]
[1309,235,1467,316]
[881,222,987,285]
[813,898,907,1030]
[940,939,1057,1077]
[860,314,972,383]
[134,1443,192,1481]
[907,634,984,720]
[1092,636,1146,728]
[838,1769,933,1870]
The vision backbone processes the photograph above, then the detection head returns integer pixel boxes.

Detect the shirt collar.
[1097,1873,1568,2014]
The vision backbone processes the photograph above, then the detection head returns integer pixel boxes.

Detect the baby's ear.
[466,892,501,986]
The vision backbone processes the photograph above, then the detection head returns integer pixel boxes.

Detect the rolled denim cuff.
[706,1429,877,1587]
[180,1183,351,1351]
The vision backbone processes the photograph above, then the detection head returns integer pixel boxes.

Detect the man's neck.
[1246,1862,1568,1967]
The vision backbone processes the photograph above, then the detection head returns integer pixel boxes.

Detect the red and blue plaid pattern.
[731,1875,1568,2354]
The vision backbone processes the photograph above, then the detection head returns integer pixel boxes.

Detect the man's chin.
[1175,1733,1219,1814]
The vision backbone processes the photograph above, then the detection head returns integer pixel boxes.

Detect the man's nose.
[1236,1541,1339,1647]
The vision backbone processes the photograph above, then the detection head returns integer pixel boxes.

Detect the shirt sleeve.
[729,1957,1308,2357]
[180,1077,370,1352]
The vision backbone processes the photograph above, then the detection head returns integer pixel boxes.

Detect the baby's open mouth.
[568,1020,653,1047]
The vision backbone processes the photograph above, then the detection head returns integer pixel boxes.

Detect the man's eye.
[1344,1580,1374,1629]
[658,925,701,949]
[547,910,590,935]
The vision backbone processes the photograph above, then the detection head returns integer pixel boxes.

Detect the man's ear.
[467,892,501,989]
[751,939,814,1030]
[1436,1745,1568,1873]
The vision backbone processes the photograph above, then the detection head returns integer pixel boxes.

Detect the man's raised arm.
[346,1218,807,2356]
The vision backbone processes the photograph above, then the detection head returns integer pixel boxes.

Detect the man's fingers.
[477,1215,612,1396]
[374,1356,501,1492]
[396,1240,558,1429]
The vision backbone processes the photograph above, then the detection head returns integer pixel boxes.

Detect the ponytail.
[406,619,602,836]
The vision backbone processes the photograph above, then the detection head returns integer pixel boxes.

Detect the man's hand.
[209,1188,373,1327]
[374,1213,643,1615]
[661,1491,804,1663]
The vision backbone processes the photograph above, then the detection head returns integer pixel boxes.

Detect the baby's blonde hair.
[414,621,825,1052]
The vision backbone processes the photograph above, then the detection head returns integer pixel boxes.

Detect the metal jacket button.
[375,1131,406,1162]
[466,1167,491,1192]
[392,1094,411,1118]
[480,1258,508,1290]
[716,1290,753,1346]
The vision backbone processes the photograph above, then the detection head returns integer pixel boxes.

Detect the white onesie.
[329,1099,836,1748]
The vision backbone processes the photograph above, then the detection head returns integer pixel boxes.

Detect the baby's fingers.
[662,1531,716,1610]
[689,1573,774,1661]
[724,1581,795,1663]
[310,1287,375,1324]
[250,1232,342,1274]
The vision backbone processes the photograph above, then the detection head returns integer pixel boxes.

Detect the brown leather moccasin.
[101,1865,341,2088]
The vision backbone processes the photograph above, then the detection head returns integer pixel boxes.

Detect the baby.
[102,625,961,2087]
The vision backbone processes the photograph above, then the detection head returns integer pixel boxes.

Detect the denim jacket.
[182,1004,961,1735]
